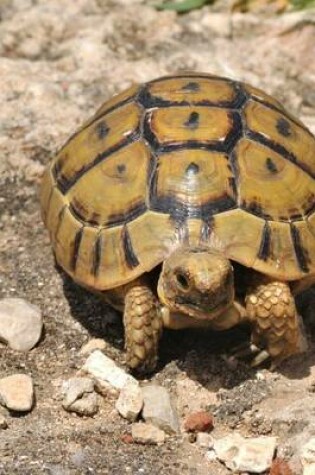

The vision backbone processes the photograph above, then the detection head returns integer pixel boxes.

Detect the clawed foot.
[223,341,278,370]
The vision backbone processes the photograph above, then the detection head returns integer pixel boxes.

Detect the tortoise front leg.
[124,284,163,373]
[245,280,307,367]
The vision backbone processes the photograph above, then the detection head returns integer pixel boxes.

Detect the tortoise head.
[157,246,234,320]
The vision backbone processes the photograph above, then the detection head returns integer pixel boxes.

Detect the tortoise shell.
[40,73,315,290]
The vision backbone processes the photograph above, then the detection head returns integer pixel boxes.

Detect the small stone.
[132,422,165,445]
[205,449,217,462]
[0,414,8,429]
[0,298,43,351]
[121,432,134,444]
[184,411,214,433]
[62,378,98,416]
[0,374,34,412]
[196,432,214,449]
[142,385,180,435]
[214,433,277,473]
[80,339,106,355]
[82,350,138,391]
[115,383,143,422]
[301,438,315,475]
[270,458,293,475]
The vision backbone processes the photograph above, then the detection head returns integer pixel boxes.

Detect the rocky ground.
[0,0,315,474]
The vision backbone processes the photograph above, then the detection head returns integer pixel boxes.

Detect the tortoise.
[40,72,315,372]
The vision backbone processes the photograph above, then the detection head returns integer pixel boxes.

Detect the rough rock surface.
[0,374,34,412]
[213,433,278,473]
[0,297,43,351]
[62,377,98,416]
[115,382,143,422]
[0,0,314,473]
[82,350,138,391]
[132,422,166,445]
[142,385,180,435]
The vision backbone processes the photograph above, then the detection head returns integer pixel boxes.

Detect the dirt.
[0,1,315,474]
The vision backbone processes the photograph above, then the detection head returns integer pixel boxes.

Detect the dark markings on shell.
[55,130,140,194]
[70,226,84,272]
[266,157,278,173]
[184,111,200,129]
[54,205,67,242]
[181,82,200,92]
[122,225,140,269]
[138,85,247,110]
[241,200,272,220]
[92,232,103,277]
[185,162,200,176]
[149,187,236,220]
[96,120,110,140]
[276,117,292,137]
[249,96,312,135]
[106,202,147,228]
[117,163,126,174]
[290,224,309,273]
[149,73,221,84]
[257,221,271,261]
[55,95,138,157]
[246,129,315,179]
[200,216,214,243]
[143,110,243,155]
[228,151,240,195]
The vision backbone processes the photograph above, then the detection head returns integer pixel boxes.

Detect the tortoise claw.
[224,341,271,369]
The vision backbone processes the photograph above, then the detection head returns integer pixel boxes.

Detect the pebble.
[121,432,134,444]
[269,458,293,475]
[62,377,98,416]
[0,414,8,429]
[184,411,214,433]
[213,433,277,473]
[142,385,180,435]
[82,350,138,391]
[0,374,34,412]
[115,382,143,422]
[79,338,106,356]
[0,297,43,351]
[132,422,165,445]
[301,438,315,475]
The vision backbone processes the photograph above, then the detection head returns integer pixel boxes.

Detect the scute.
[41,73,315,290]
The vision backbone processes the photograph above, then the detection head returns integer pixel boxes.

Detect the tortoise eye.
[175,272,190,291]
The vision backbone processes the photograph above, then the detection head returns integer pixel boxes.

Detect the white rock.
[0,374,34,412]
[80,339,106,356]
[0,298,43,351]
[132,422,165,445]
[142,385,180,435]
[214,433,277,474]
[196,432,214,449]
[301,438,315,475]
[205,449,217,462]
[82,350,138,391]
[115,383,143,422]
[62,377,97,416]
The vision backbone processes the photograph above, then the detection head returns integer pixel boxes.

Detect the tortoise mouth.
[174,292,233,320]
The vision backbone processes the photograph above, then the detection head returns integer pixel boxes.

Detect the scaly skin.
[246,280,305,365]
[123,285,162,372]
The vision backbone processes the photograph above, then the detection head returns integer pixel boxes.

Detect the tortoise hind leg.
[246,280,307,368]
[124,284,163,373]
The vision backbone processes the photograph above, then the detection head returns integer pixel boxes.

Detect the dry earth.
[0,0,315,474]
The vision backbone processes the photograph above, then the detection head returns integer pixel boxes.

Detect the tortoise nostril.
[175,272,190,291]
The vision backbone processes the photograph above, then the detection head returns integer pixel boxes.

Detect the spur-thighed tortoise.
[40,72,315,372]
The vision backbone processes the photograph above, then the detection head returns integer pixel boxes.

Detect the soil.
[0,1,315,474]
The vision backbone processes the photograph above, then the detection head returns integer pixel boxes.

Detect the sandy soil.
[0,1,315,474]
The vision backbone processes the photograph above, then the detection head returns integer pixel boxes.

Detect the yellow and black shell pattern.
[40,73,315,290]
